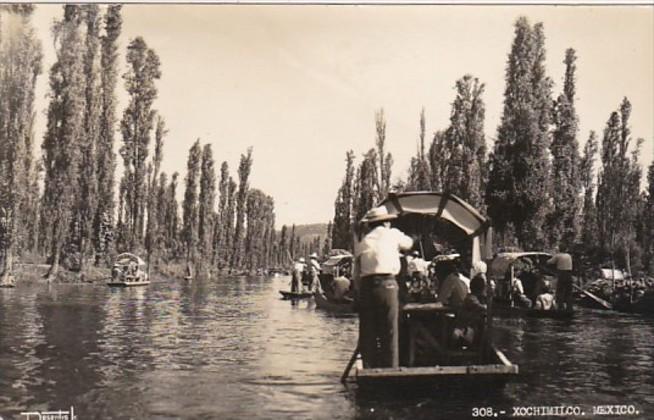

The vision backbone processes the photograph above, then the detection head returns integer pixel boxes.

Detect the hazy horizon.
[30,4,654,227]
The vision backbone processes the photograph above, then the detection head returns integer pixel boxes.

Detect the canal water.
[1,274,653,419]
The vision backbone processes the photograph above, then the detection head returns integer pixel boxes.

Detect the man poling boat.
[343,191,518,392]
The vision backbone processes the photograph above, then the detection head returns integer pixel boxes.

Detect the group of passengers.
[504,252,574,312]
[290,253,323,294]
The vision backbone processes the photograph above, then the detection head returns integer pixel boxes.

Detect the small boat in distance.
[107,253,150,287]
[279,290,313,300]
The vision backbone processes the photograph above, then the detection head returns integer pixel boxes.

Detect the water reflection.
[1,276,654,419]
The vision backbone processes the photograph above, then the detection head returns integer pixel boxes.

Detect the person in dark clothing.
[453,274,487,348]
[355,206,413,368]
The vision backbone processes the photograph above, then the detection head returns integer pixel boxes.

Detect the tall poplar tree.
[0,5,42,284]
[198,143,216,261]
[375,109,392,201]
[580,131,599,251]
[332,150,355,250]
[547,48,581,249]
[182,140,201,265]
[596,98,642,269]
[487,17,553,248]
[213,161,229,266]
[41,5,86,280]
[231,147,253,268]
[119,36,161,249]
[222,177,237,268]
[75,4,102,276]
[95,5,121,263]
[443,75,486,208]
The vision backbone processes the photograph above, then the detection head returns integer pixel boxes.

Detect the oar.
[340,345,360,384]
[573,283,612,310]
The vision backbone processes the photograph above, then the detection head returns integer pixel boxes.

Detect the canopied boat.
[350,191,518,390]
[489,252,575,319]
[107,253,150,287]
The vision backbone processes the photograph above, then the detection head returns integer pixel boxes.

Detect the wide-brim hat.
[432,253,460,263]
[362,206,396,223]
[299,257,305,263]
[309,253,318,259]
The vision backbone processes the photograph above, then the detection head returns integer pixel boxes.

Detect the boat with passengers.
[107,253,150,287]
[488,252,575,319]
[348,191,518,392]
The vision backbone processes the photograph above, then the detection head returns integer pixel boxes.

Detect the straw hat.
[299,257,305,263]
[362,206,396,223]
[309,253,318,259]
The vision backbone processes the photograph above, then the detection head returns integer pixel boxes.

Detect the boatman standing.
[355,206,413,368]
[291,257,306,293]
[547,249,574,312]
[308,253,322,293]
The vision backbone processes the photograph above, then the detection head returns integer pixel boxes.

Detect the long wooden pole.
[340,345,360,384]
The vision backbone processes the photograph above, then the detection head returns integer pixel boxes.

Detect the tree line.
[331,17,654,275]
[0,5,302,284]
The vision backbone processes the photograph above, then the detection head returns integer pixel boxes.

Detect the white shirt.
[408,257,429,275]
[293,262,305,273]
[357,226,413,277]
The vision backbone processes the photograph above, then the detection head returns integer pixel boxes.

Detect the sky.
[29,5,654,227]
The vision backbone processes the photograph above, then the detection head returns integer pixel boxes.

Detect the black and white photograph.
[0,2,653,419]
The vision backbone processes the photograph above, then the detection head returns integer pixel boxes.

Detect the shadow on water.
[1,277,654,419]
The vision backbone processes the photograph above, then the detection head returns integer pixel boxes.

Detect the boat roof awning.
[322,254,353,268]
[376,192,489,237]
[489,252,552,278]
[599,268,625,280]
[115,253,146,266]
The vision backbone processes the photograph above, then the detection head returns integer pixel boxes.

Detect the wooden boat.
[346,192,517,392]
[314,291,355,314]
[106,279,151,287]
[279,290,314,300]
[613,291,654,315]
[107,253,150,287]
[492,303,574,320]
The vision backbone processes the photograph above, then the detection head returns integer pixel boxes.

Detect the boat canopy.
[599,268,625,280]
[114,253,146,267]
[376,192,489,237]
[489,252,552,278]
[364,191,493,263]
[322,253,353,268]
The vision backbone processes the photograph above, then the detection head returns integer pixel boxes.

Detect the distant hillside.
[279,223,328,243]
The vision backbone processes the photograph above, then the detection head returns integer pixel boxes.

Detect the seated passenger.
[534,282,556,310]
[452,275,487,348]
[510,275,532,308]
[331,275,352,301]
[436,260,468,308]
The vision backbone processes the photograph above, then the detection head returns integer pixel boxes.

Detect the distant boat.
[107,253,150,287]
[279,290,313,300]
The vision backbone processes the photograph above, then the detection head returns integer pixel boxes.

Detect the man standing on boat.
[355,206,413,368]
[547,249,574,312]
[308,253,322,293]
[292,257,306,293]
